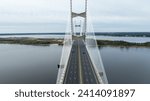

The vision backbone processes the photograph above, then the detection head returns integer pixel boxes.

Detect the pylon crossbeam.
[72,12,86,18]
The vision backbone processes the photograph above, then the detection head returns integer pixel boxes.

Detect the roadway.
[63,39,100,84]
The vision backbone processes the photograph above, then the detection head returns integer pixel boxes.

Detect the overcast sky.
[0,0,150,33]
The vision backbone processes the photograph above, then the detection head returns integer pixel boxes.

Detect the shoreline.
[0,37,150,47]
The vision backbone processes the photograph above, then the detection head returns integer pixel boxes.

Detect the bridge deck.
[63,39,100,84]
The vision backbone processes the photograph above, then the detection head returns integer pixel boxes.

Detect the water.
[100,46,150,84]
[0,44,62,84]
[0,44,150,84]
[0,34,64,39]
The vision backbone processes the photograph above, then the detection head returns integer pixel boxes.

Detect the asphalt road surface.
[63,39,99,84]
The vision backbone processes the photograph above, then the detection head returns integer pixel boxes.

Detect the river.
[0,44,150,84]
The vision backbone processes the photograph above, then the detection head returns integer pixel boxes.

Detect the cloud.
[0,0,150,32]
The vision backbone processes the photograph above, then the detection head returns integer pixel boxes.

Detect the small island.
[97,40,150,47]
[0,37,63,45]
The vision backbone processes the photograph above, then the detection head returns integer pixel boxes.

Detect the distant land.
[0,32,150,37]
[95,32,150,37]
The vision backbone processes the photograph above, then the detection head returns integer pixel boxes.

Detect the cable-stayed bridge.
[56,0,108,84]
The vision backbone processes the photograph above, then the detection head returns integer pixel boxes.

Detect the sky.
[0,0,150,33]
